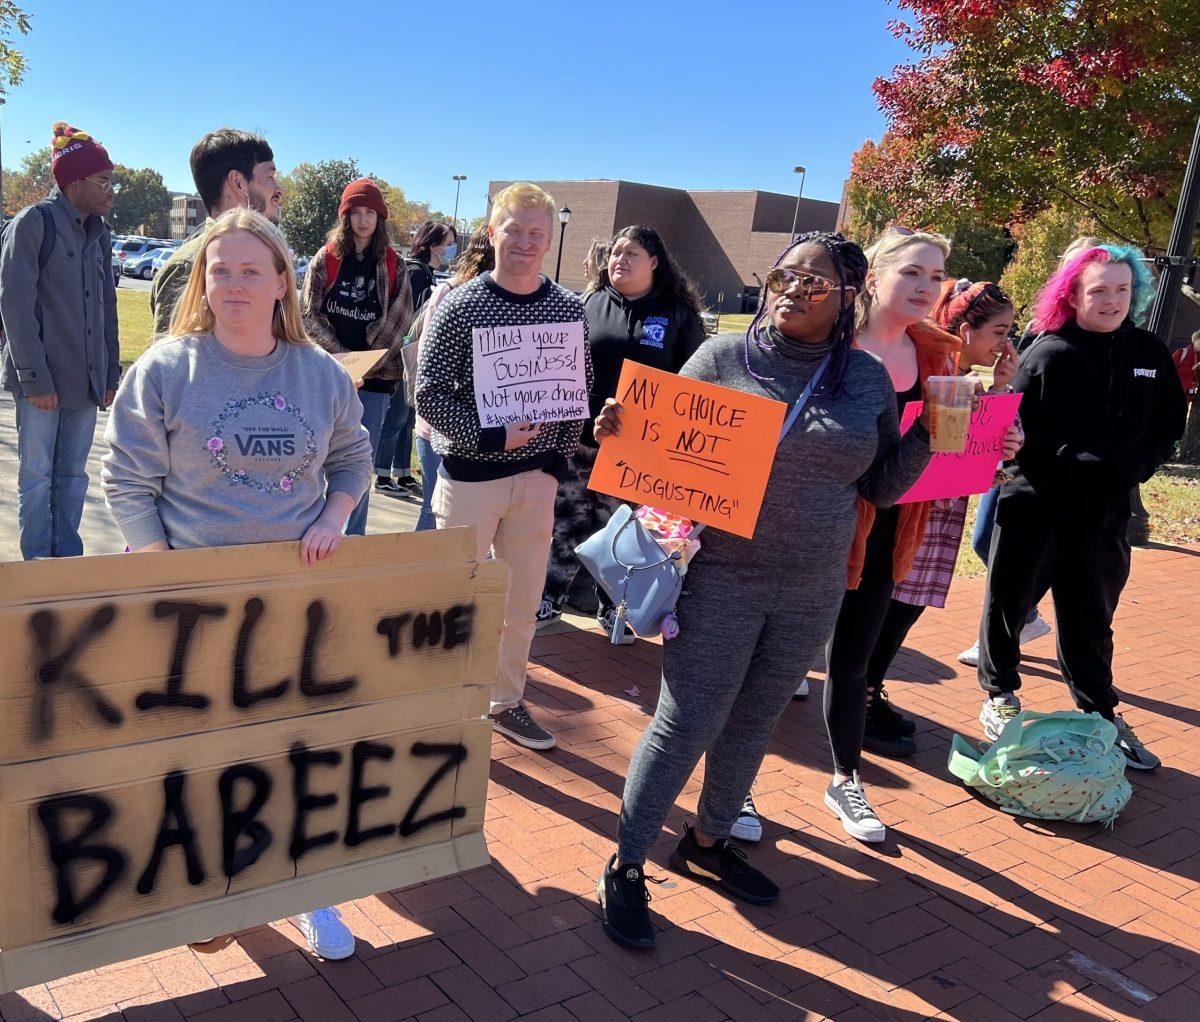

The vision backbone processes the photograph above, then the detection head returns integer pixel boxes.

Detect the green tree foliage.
[109,165,171,235]
[999,205,1098,321]
[852,0,1199,254]
[2,144,50,217]
[0,2,30,95]
[279,158,360,256]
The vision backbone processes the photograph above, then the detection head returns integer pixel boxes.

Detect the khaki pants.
[433,469,559,713]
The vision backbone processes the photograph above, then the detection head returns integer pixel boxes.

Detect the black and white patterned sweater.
[415,273,593,482]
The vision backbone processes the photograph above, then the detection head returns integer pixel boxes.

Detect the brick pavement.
[2,542,1198,1022]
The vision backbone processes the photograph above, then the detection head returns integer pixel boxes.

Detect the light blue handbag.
[575,356,830,643]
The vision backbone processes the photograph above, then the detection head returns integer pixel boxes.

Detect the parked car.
[124,247,169,279]
[701,310,719,336]
[113,236,171,276]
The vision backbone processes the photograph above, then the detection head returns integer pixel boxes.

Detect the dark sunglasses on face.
[766,268,850,304]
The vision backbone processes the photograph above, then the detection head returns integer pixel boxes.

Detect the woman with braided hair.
[590,232,933,951]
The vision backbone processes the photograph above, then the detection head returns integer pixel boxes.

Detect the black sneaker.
[867,685,916,736]
[535,596,562,630]
[863,714,917,759]
[375,477,404,495]
[597,854,661,950]
[668,824,778,904]
[489,704,556,750]
[397,475,423,497]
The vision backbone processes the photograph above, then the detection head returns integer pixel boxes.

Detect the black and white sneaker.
[489,704,556,750]
[597,606,635,645]
[730,792,762,842]
[1115,714,1160,770]
[535,597,562,630]
[824,772,885,843]
[597,854,662,950]
[668,824,778,904]
[396,475,423,498]
[375,476,404,495]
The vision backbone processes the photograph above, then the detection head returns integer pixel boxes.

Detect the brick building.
[169,194,207,241]
[488,179,839,311]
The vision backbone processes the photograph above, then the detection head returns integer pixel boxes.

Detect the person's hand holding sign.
[505,421,544,450]
[593,398,623,441]
[1001,421,1024,461]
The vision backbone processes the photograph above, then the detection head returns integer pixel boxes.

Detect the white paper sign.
[472,321,589,427]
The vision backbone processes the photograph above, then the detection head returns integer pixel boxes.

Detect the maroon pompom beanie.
[338,178,388,220]
[50,121,113,189]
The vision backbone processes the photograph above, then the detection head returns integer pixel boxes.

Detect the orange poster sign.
[587,364,787,539]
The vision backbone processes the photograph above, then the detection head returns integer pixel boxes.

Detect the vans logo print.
[1133,368,1156,379]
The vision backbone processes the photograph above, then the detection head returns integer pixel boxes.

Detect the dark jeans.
[376,387,414,479]
[978,497,1131,719]
[346,390,389,536]
[975,483,1038,627]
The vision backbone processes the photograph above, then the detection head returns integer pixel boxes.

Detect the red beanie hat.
[338,178,388,220]
[51,121,114,189]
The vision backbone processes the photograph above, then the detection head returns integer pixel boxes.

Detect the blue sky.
[5,1,912,221]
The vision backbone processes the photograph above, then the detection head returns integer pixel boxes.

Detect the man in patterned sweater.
[416,183,593,750]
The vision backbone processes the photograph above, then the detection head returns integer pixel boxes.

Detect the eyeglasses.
[85,175,120,194]
[765,268,851,304]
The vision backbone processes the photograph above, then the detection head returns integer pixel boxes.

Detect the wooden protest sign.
[587,364,787,538]
[333,348,387,380]
[895,393,1023,503]
[472,321,588,427]
[0,530,505,992]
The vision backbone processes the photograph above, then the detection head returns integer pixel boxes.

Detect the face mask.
[441,244,457,261]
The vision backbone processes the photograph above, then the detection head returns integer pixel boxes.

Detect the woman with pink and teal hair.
[1029,244,1155,335]
[976,240,1185,771]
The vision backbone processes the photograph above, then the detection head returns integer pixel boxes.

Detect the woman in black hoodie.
[536,225,706,638]
[978,244,1185,769]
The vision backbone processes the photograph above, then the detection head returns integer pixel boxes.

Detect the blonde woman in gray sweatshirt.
[101,208,371,958]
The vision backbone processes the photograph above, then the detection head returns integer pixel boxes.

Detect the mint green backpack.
[948,710,1131,825]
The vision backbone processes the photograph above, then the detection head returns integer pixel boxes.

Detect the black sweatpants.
[824,508,900,775]
[978,497,1131,718]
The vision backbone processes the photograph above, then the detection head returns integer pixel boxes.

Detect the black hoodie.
[1003,319,1186,528]
[582,285,705,445]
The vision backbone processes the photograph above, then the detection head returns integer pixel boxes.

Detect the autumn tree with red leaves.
[847,0,1200,254]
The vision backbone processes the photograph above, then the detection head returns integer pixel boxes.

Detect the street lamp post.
[789,165,807,241]
[555,206,571,282]
[451,174,466,235]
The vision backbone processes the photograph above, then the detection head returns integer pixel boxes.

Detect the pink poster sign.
[896,393,1023,504]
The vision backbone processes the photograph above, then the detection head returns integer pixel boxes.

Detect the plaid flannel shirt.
[892,496,969,608]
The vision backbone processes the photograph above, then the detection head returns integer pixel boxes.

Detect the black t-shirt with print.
[325,251,388,392]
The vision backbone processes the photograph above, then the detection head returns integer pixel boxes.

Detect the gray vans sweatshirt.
[102,333,372,550]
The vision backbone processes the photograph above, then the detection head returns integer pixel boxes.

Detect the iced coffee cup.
[925,375,974,453]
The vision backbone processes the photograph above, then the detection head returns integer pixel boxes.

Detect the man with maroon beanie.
[0,122,119,558]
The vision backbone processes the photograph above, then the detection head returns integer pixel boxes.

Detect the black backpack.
[0,202,58,341]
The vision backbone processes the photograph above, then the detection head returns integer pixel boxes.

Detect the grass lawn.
[117,287,153,368]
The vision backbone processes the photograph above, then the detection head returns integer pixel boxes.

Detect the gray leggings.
[616,564,837,864]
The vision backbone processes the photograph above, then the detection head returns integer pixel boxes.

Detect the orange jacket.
[846,320,961,589]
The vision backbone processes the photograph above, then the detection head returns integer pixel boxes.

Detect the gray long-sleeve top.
[102,333,372,550]
[678,332,931,588]
[0,188,119,407]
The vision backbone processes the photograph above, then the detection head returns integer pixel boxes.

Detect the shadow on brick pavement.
[1,466,1198,1019]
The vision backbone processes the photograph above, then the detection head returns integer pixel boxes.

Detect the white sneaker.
[1019,615,1052,644]
[730,792,763,842]
[291,907,355,960]
[794,677,810,699]
[980,693,1021,742]
[824,773,885,843]
[957,643,979,667]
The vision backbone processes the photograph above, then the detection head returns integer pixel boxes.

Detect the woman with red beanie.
[301,178,414,534]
